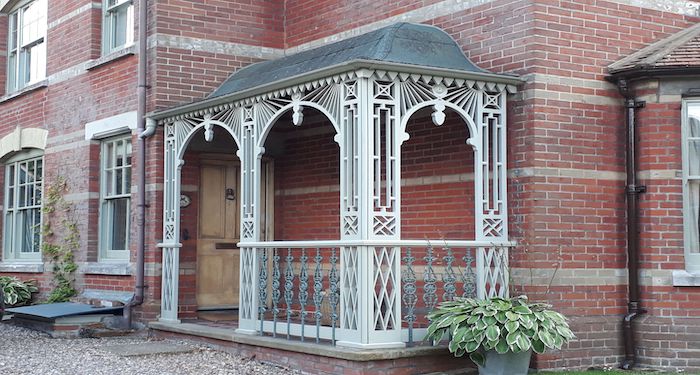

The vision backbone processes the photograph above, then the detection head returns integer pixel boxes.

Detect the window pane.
[689,180,700,255]
[9,12,18,50]
[19,208,39,253]
[115,168,123,195]
[109,198,129,251]
[27,42,46,83]
[112,8,128,48]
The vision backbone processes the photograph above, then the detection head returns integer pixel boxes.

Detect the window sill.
[81,262,132,276]
[0,262,44,273]
[86,45,136,70]
[672,270,700,286]
[0,80,49,104]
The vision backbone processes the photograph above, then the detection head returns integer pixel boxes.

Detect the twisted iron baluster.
[329,247,339,345]
[284,248,294,340]
[272,248,281,337]
[259,248,268,334]
[442,246,456,302]
[423,245,438,316]
[313,248,324,343]
[402,247,417,346]
[299,248,309,342]
[461,249,476,298]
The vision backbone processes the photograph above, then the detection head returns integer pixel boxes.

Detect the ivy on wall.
[42,176,79,303]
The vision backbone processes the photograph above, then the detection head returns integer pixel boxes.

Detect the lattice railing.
[240,240,513,346]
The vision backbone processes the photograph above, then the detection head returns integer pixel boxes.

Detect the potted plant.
[426,295,575,375]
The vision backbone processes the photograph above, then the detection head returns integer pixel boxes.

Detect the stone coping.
[149,321,448,361]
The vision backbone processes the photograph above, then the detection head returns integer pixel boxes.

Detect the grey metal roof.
[6,302,123,320]
[209,22,487,99]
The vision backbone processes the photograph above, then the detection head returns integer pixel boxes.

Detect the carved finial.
[292,92,304,126]
[432,102,446,126]
[204,122,214,142]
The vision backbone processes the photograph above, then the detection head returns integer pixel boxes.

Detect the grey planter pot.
[477,349,532,375]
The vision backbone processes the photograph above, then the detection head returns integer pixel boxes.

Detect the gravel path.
[0,323,299,375]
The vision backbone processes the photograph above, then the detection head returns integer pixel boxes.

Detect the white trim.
[97,134,132,261]
[0,127,48,160]
[85,111,137,140]
[682,99,700,272]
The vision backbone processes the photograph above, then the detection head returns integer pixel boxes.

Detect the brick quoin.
[2,0,700,372]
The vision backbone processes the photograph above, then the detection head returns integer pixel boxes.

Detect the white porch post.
[236,107,261,334]
[159,121,182,323]
[337,71,403,348]
[475,90,509,298]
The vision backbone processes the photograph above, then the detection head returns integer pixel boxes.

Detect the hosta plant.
[0,276,39,306]
[426,295,575,367]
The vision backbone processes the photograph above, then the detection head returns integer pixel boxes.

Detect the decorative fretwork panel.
[160,246,179,322]
[240,247,257,320]
[477,246,509,299]
[372,246,399,331]
[340,246,359,330]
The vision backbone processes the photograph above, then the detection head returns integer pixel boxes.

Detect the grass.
[542,371,697,375]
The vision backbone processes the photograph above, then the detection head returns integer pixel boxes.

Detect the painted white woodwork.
[158,68,515,345]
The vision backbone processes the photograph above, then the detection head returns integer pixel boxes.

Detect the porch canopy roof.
[152,22,521,121]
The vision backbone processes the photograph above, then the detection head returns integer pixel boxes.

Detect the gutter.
[128,0,153,329]
[608,76,647,370]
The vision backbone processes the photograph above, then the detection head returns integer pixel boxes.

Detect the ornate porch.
[151,23,521,351]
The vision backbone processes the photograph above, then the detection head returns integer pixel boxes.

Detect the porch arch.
[177,120,241,161]
[256,101,341,152]
[399,100,479,148]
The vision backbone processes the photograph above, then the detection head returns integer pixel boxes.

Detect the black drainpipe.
[126,0,151,330]
[616,78,647,370]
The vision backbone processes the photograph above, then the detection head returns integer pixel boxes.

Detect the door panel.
[197,161,240,309]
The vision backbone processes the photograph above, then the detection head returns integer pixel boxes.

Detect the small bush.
[0,276,39,306]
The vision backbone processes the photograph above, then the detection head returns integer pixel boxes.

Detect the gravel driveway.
[0,323,298,375]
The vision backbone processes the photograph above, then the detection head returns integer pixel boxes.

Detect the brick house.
[0,0,700,373]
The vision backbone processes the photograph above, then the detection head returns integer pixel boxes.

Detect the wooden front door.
[197,159,240,309]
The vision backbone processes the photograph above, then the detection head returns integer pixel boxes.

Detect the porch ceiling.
[152,22,522,122]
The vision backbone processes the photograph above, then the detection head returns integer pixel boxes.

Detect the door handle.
[225,188,236,200]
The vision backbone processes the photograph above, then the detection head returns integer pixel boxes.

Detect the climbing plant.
[42,176,79,303]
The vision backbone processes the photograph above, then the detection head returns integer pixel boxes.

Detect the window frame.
[2,150,44,263]
[6,0,47,93]
[98,134,132,262]
[682,99,700,272]
[102,0,134,55]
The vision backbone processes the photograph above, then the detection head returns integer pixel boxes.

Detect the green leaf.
[538,330,555,348]
[467,315,480,324]
[495,339,510,354]
[485,325,500,341]
[495,311,508,324]
[505,311,519,321]
[465,340,480,353]
[513,305,532,314]
[556,325,575,339]
[505,320,520,333]
[483,315,497,326]
[532,339,546,354]
[506,331,519,346]
[469,351,486,367]
[516,334,531,351]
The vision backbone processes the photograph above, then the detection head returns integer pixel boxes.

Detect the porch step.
[150,321,476,375]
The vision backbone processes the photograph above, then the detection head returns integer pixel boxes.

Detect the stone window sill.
[81,262,133,276]
[86,45,136,70]
[0,262,44,273]
[672,270,700,286]
[0,80,49,104]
